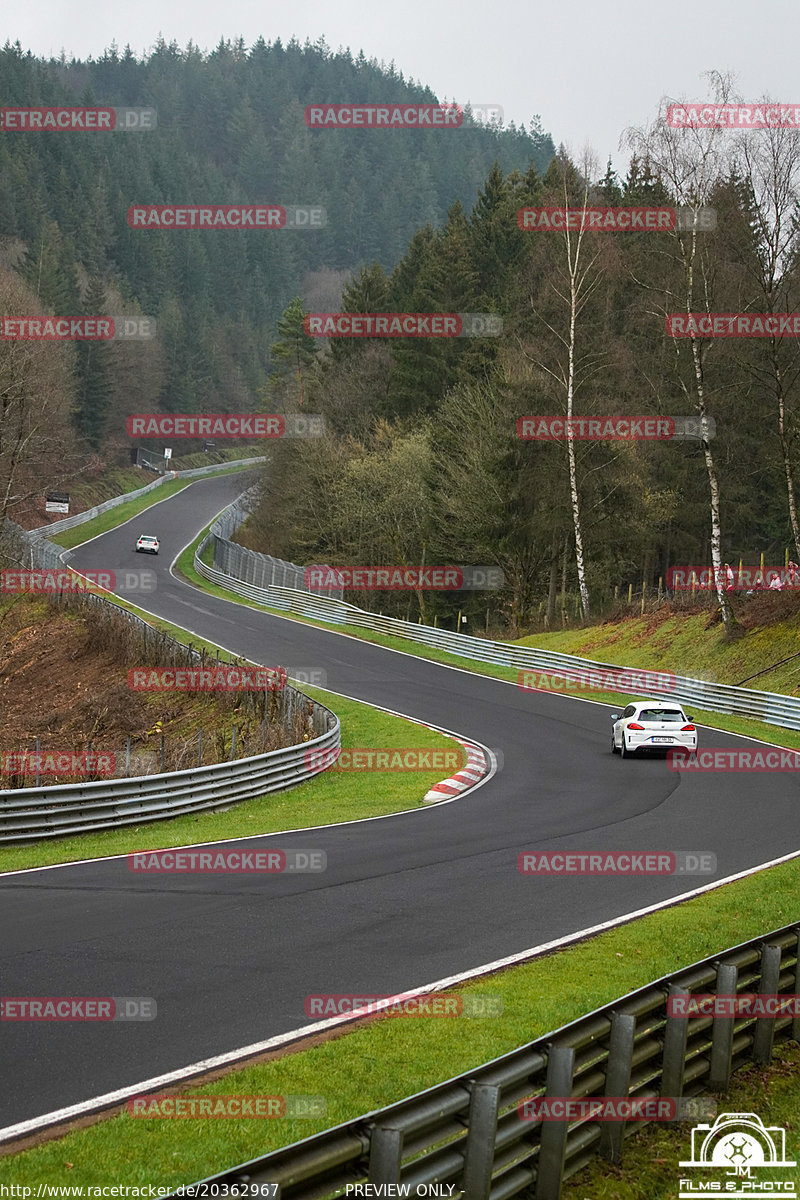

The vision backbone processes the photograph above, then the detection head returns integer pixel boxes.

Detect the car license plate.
[652,736,672,743]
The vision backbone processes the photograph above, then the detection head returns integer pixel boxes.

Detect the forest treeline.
[0,35,554,489]
[248,78,800,636]
[3,47,797,641]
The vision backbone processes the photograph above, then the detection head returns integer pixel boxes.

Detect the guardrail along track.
[27,456,265,536]
[175,923,800,1200]
[196,496,800,734]
[0,526,340,842]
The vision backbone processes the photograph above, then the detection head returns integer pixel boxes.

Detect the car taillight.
[681,724,695,731]
[627,722,645,730]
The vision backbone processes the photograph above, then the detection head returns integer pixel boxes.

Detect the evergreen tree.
[74,277,113,448]
[269,296,318,405]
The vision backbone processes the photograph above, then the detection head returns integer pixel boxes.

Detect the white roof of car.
[633,698,684,707]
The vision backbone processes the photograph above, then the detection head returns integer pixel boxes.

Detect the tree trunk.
[566,279,591,620]
[690,338,733,630]
[775,356,800,561]
[546,531,559,626]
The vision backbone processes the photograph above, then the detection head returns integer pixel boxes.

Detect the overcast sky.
[9,0,799,173]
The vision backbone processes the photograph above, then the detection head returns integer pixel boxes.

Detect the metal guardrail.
[196,498,800,735]
[0,521,341,842]
[175,922,800,1200]
[200,493,344,599]
[28,456,265,536]
[0,716,339,841]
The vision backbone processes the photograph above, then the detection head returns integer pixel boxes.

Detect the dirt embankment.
[0,596,293,786]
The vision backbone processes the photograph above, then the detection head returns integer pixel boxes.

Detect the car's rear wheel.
[620,737,634,759]
[611,734,620,755]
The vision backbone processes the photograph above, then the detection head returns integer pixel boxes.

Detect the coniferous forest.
[2,43,799,636]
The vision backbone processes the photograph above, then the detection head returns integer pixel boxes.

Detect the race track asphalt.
[2,472,798,1129]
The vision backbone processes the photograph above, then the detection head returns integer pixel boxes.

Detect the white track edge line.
[4,843,800,1145]
[0,709,496,878]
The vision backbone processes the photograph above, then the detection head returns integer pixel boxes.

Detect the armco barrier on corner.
[0,521,340,842]
[196,493,800,735]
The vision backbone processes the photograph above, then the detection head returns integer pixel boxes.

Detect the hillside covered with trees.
[0,36,554,464]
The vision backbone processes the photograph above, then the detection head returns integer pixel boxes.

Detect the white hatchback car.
[135,534,159,555]
[610,699,697,758]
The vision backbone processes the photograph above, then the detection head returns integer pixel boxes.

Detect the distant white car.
[610,699,697,758]
[135,534,159,555]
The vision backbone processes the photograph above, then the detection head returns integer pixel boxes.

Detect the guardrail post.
[535,1043,574,1200]
[792,929,800,1043]
[368,1126,403,1185]
[661,985,690,1107]
[709,962,738,1090]
[599,1012,636,1163]
[753,943,782,1064]
[462,1082,500,1199]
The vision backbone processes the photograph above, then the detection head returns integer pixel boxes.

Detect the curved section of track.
[2,472,799,1131]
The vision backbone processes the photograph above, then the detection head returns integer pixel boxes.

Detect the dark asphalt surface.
[2,471,799,1129]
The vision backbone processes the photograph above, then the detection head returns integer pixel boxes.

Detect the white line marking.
[6,482,800,1141]
[4,843,800,1144]
[0,710,496,878]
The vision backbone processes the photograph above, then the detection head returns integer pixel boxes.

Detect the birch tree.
[626,73,736,633]
[519,149,614,620]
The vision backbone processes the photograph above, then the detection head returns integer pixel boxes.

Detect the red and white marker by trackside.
[422,734,487,804]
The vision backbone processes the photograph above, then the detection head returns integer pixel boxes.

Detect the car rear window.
[639,709,684,722]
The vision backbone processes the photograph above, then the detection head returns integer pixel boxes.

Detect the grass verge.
[1,857,799,1187]
[563,1043,800,1196]
[174,531,800,753]
[0,680,462,874]
[8,505,800,1190]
